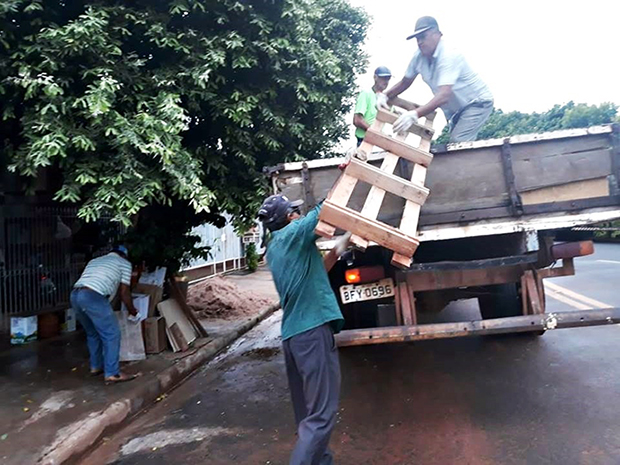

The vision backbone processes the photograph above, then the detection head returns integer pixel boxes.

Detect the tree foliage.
[0,0,369,230]
[435,101,619,144]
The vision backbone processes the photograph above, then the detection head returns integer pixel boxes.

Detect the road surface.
[86,243,620,465]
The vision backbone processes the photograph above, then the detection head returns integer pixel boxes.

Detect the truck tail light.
[345,269,361,284]
[344,266,385,284]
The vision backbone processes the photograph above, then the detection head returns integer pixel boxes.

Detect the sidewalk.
[0,268,278,465]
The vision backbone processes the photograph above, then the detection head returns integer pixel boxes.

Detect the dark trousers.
[283,324,341,465]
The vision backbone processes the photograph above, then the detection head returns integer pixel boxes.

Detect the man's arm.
[384,75,415,100]
[119,283,138,316]
[353,113,370,131]
[414,85,453,118]
[323,232,352,272]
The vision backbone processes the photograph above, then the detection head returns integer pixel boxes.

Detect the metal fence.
[183,215,250,278]
[0,205,122,329]
[0,205,256,329]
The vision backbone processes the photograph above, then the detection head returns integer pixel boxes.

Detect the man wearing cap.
[70,245,139,384]
[258,195,348,465]
[353,66,392,146]
[377,16,494,143]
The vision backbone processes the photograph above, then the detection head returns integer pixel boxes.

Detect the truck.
[265,112,620,347]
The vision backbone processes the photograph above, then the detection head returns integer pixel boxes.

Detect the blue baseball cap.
[374,66,392,77]
[258,195,303,231]
[112,245,129,257]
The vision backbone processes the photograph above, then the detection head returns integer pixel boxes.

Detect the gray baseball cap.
[374,66,392,77]
[406,16,440,40]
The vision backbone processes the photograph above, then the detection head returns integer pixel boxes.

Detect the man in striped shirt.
[71,245,139,384]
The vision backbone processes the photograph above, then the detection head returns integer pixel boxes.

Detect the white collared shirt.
[405,39,493,121]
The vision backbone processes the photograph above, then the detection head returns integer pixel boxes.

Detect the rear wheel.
[478,283,545,336]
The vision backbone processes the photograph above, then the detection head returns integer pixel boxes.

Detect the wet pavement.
[0,269,278,465]
[84,244,620,465]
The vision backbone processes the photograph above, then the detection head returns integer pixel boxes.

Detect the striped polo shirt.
[74,252,132,299]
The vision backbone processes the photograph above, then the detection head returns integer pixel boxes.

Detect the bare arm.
[352,113,370,131]
[384,76,415,100]
[119,283,137,316]
[414,85,453,118]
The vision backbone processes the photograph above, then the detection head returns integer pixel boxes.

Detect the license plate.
[339,278,395,304]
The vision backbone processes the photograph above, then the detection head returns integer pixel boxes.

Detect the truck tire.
[478,283,545,336]
[478,283,522,319]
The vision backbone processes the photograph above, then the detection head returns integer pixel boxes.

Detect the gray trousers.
[449,100,494,143]
[283,323,341,465]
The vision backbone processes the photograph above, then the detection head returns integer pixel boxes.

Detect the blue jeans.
[70,288,121,377]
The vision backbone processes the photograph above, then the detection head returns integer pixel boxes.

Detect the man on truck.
[258,195,348,465]
[353,66,392,146]
[378,16,494,143]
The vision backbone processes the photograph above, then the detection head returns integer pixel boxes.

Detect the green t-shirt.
[266,205,344,341]
[354,89,378,139]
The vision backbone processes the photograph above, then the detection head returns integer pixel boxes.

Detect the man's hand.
[119,283,138,317]
[323,232,352,273]
[334,231,352,256]
[393,110,419,135]
[376,92,389,111]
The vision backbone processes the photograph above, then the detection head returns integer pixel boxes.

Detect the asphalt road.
[86,243,620,465]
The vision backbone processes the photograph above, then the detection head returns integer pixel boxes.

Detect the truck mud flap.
[335,308,620,347]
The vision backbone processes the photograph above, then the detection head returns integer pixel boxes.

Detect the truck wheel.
[478,283,545,336]
[478,283,522,319]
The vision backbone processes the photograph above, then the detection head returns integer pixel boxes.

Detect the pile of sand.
[187,276,276,320]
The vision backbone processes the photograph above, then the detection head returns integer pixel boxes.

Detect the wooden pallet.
[316,98,435,268]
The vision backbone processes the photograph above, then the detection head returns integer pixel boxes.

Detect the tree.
[435,102,619,144]
[0,0,369,233]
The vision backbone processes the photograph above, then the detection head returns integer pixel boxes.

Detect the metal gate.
[0,205,122,330]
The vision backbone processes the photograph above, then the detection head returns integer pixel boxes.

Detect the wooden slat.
[320,200,419,257]
[376,109,434,140]
[389,96,437,121]
[350,131,409,250]
[345,158,429,204]
[524,271,543,315]
[391,117,434,268]
[397,281,415,325]
[315,121,385,239]
[521,274,530,315]
[365,129,433,167]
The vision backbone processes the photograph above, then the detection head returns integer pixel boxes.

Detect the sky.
[345,0,620,139]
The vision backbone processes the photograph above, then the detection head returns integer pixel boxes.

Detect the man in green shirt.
[258,194,345,465]
[353,66,392,146]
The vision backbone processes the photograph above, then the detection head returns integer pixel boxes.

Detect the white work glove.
[392,110,419,135]
[375,92,389,111]
[334,231,352,257]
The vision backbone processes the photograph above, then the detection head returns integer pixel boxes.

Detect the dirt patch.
[241,347,281,359]
[188,276,277,320]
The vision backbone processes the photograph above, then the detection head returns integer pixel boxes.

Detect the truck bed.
[268,124,620,242]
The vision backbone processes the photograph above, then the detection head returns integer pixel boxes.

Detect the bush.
[245,243,259,273]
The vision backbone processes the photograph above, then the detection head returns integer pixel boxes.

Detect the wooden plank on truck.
[392,114,435,268]
[315,120,386,238]
[349,130,409,250]
[316,97,435,267]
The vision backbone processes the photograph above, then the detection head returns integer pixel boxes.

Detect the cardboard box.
[144,317,167,353]
[133,283,163,317]
[11,316,37,345]
[116,310,146,361]
[121,293,150,322]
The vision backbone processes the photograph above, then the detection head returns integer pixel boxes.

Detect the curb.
[37,303,280,465]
